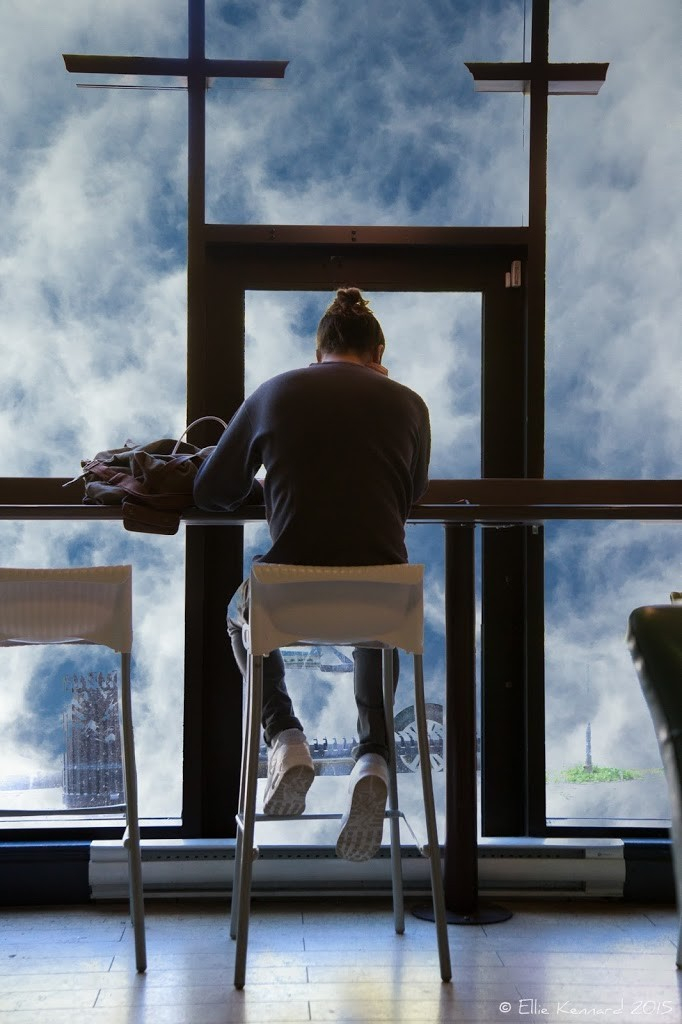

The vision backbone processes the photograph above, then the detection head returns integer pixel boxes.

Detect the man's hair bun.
[330,287,371,316]
[317,285,384,355]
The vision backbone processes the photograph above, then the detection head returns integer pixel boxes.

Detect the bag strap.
[64,415,228,488]
[172,416,227,455]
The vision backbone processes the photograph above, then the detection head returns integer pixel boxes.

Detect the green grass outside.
[546,765,664,784]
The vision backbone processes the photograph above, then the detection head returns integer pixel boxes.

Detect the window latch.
[505,260,522,288]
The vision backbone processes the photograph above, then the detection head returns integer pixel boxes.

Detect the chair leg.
[413,654,451,983]
[230,655,253,942]
[382,648,404,934]
[119,652,147,973]
[233,653,263,989]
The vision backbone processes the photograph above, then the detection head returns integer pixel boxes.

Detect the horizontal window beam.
[0,479,680,522]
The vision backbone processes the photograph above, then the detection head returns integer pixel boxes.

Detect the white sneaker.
[262,729,314,816]
[336,753,389,862]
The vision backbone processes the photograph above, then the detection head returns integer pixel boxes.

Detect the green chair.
[627,600,682,967]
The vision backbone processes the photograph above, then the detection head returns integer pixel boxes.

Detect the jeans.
[227,578,399,762]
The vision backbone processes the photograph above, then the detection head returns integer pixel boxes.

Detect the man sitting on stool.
[193,287,431,861]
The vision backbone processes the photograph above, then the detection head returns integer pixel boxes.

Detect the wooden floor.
[0,897,680,1023]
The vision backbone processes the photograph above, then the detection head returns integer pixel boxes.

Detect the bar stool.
[230,562,451,988]
[0,565,146,972]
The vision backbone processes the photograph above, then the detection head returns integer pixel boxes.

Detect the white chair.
[230,562,451,988]
[0,565,146,972]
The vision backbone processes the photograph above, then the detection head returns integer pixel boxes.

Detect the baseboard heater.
[89,836,625,900]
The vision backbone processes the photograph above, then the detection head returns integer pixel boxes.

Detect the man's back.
[193,360,430,566]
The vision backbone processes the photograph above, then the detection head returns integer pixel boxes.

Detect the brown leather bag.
[66,416,227,535]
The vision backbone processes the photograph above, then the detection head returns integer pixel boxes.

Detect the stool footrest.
[235,808,432,858]
[235,809,407,826]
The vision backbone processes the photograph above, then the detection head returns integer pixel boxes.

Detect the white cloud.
[546,0,681,477]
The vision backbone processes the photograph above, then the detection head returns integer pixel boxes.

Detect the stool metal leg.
[230,653,254,942]
[233,653,263,989]
[382,647,404,934]
[413,653,452,982]
[120,652,146,973]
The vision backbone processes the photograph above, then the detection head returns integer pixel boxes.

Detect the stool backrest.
[0,565,133,653]
[248,563,424,656]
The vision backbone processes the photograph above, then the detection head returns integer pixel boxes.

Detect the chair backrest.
[248,563,424,656]
[0,565,133,653]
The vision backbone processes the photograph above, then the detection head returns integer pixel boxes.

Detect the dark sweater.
[193,361,431,566]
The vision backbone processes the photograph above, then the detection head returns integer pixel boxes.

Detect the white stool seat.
[0,566,146,972]
[245,562,424,652]
[231,563,451,988]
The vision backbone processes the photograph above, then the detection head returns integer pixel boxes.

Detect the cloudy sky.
[0,0,679,830]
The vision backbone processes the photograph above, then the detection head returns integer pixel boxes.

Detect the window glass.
[241,521,447,847]
[0,523,185,823]
[543,1,679,831]
[241,288,483,845]
[5,0,675,849]
[1,2,188,476]
[6,1,675,480]
[206,0,527,227]
[546,2,680,477]
[544,520,676,829]
[3,0,527,478]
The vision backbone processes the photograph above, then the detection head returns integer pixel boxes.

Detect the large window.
[241,289,482,844]
[541,1,680,831]
[0,1,678,861]
[546,1,680,479]
[242,520,448,848]
[544,521,677,830]
[0,524,185,824]
[205,0,528,227]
